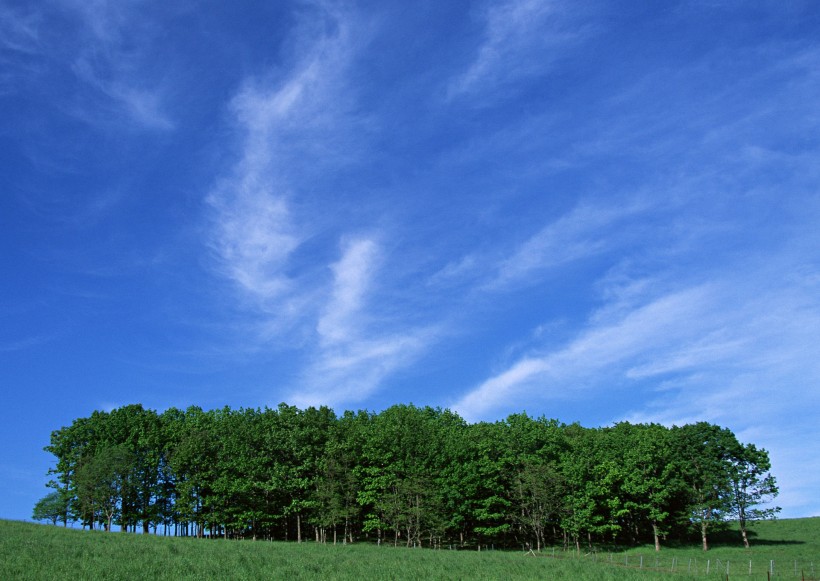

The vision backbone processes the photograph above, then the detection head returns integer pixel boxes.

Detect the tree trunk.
[701,521,709,551]
[652,522,661,552]
[740,522,750,549]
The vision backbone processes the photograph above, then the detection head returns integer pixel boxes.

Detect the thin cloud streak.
[73,58,175,131]
[448,0,591,100]
[455,245,820,516]
[489,199,650,290]
[0,4,41,54]
[453,285,714,420]
[0,0,175,130]
[317,238,379,345]
[205,6,437,407]
[291,329,435,409]
[206,3,359,314]
[293,237,438,408]
[0,334,56,353]
[207,188,298,303]
[620,283,820,518]
[456,256,820,420]
[427,197,649,295]
[64,0,175,131]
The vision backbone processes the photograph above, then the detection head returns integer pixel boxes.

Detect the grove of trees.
[38,403,779,551]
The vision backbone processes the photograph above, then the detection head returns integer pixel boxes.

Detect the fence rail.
[530,548,818,579]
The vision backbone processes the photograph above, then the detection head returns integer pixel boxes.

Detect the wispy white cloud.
[457,247,820,415]
[0,334,55,353]
[206,3,360,315]
[25,0,176,130]
[203,5,437,407]
[448,0,592,100]
[453,284,715,420]
[72,57,175,130]
[489,199,649,289]
[0,0,176,129]
[207,187,298,303]
[291,237,437,408]
[291,330,434,409]
[0,3,41,54]
[454,234,820,516]
[427,254,481,289]
[18,186,128,231]
[425,196,651,299]
[0,4,45,95]
[620,275,820,518]
[317,238,379,344]
[59,0,129,43]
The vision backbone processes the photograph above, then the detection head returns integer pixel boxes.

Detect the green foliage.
[74,444,136,531]
[726,442,781,548]
[672,423,740,550]
[31,491,68,526]
[41,403,780,551]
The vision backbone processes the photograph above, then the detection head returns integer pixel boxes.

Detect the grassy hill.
[615,517,820,578]
[1,517,818,580]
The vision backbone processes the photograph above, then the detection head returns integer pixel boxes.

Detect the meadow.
[1,517,818,580]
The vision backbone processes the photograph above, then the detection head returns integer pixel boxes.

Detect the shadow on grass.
[597,530,806,553]
[710,538,806,548]
[713,528,804,547]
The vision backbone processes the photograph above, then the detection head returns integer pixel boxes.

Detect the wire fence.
[533,548,819,579]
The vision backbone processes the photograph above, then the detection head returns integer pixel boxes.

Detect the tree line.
[36,403,779,551]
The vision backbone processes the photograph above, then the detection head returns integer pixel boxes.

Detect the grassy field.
[609,517,820,579]
[1,518,818,580]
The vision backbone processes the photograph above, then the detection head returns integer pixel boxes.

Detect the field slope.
[1,518,818,580]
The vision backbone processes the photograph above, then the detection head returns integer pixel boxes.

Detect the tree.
[726,442,780,548]
[356,405,452,547]
[100,404,164,533]
[74,445,136,531]
[610,423,679,551]
[467,421,512,545]
[560,425,603,553]
[673,423,736,551]
[44,415,96,526]
[511,460,564,551]
[164,406,221,537]
[41,402,778,550]
[312,411,363,544]
[32,490,69,526]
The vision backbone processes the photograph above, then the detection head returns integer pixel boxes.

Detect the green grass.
[1,518,818,580]
[607,517,820,579]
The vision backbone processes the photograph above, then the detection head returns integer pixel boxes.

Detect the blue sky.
[2,0,819,521]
